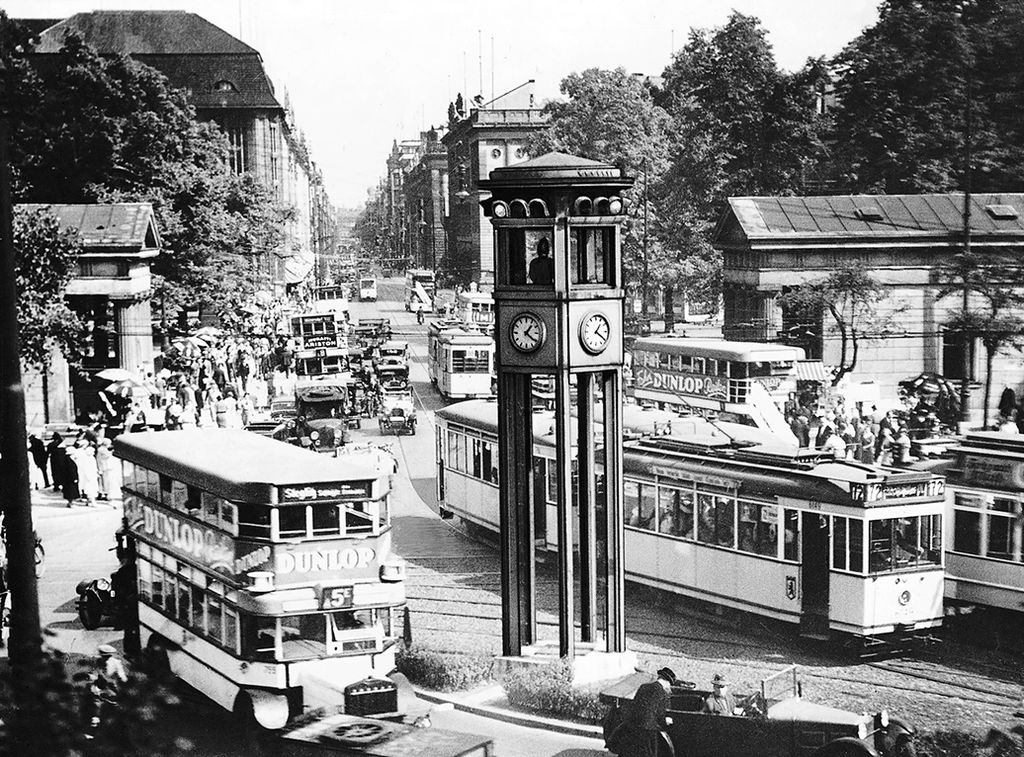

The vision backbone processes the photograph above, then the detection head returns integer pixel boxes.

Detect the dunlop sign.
[633,366,728,401]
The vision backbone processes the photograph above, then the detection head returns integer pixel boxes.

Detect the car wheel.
[78,592,104,630]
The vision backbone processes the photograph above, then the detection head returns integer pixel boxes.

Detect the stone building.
[28,10,325,293]
[403,129,448,271]
[21,203,162,426]
[713,193,1024,421]
[441,81,548,286]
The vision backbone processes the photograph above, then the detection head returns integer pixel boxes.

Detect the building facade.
[403,129,448,271]
[441,81,548,287]
[713,193,1024,421]
[30,10,327,294]
[21,203,162,426]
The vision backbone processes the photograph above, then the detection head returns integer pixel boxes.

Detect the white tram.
[939,432,1024,612]
[427,323,495,399]
[436,400,946,643]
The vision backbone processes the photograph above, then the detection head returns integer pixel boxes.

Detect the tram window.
[281,614,328,660]
[312,504,340,535]
[737,502,777,557]
[953,510,981,554]
[783,510,799,561]
[658,487,694,538]
[481,441,497,484]
[471,439,482,479]
[137,560,152,603]
[716,495,735,548]
[697,494,715,542]
[625,482,641,526]
[639,485,656,531]
[988,515,1012,560]
[848,519,864,572]
[832,517,847,570]
[870,517,940,571]
[237,504,272,539]
[547,460,559,505]
[279,505,308,539]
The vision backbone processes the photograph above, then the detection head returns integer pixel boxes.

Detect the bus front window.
[280,614,328,659]
[241,614,278,662]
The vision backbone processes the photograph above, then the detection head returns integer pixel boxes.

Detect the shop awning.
[795,360,831,382]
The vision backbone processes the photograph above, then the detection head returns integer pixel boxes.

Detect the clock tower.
[480,152,632,660]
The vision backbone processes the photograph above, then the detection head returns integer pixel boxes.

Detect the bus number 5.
[323,586,353,609]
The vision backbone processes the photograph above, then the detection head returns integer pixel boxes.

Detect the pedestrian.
[60,439,80,506]
[702,673,736,715]
[73,438,99,505]
[28,433,50,489]
[215,387,239,428]
[789,412,809,448]
[96,439,115,501]
[239,392,254,427]
[48,432,67,494]
[608,667,676,757]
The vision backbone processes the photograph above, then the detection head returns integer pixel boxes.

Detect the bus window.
[242,615,278,662]
[344,501,374,534]
[224,607,239,653]
[237,504,272,539]
[312,503,340,535]
[207,596,223,645]
[138,560,152,603]
[279,505,308,539]
[281,614,328,660]
[151,564,165,608]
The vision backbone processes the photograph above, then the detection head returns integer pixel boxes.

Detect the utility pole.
[959,76,974,430]
[0,116,44,725]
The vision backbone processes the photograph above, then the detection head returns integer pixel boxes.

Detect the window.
[281,614,328,660]
[499,228,554,287]
[237,504,272,539]
[657,486,694,538]
[697,491,736,548]
[954,509,981,554]
[546,459,559,505]
[868,516,942,572]
[569,227,613,285]
[783,509,800,561]
[312,504,340,535]
[279,506,307,539]
[738,502,778,557]
[344,500,375,534]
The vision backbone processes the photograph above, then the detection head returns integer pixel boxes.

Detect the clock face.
[509,312,545,353]
[580,313,611,355]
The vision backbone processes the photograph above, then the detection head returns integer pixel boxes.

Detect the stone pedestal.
[494,641,638,687]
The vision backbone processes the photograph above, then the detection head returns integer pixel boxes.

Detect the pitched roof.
[18,203,161,254]
[30,11,281,110]
[33,11,256,55]
[719,194,1024,247]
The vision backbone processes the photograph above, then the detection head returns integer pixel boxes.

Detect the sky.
[7,0,883,208]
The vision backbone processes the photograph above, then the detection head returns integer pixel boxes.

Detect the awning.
[795,360,831,382]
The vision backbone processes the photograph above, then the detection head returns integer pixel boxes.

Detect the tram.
[427,323,495,399]
[114,429,406,729]
[436,400,946,644]
[938,431,1024,612]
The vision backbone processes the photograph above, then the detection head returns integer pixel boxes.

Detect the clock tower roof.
[480,151,633,191]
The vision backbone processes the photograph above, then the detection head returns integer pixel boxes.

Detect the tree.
[529,67,674,316]
[12,207,88,369]
[777,261,899,386]
[830,0,1024,193]
[657,13,825,316]
[1,19,292,328]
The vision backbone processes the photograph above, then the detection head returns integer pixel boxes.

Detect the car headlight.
[877,710,889,728]
[309,430,320,442]
[96,578,111,592]
[858,722,869,740]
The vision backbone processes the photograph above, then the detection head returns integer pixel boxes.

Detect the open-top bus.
[404,269,435,313]
[114,429,405,730]
[436,400,946,647]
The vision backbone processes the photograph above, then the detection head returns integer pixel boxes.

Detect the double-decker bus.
[291,310,349,380]
[404,268,435,313]
[114,429,405,730]
[631,337,806,442]
[436,400,946,646]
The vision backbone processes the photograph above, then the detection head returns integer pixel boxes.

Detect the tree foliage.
[12,208,89,368]
[778,262,899,386]
[831,0,1024,193]
[0,13,291,344]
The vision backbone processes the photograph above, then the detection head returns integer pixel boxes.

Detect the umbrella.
[95,367,137,382]
[104,377,152,398]
[194,326,224,340]
[169,336,207,358]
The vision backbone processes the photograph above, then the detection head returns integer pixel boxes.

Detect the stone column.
[115,298,154,375]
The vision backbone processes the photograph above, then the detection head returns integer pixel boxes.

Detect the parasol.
[899,372,954,396]
[169,336,207,358]
[95,367,137,382]
[194,326,224,341]
[104,377,152,398]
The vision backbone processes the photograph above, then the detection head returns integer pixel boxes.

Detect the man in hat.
[96,644,129,694]
[611,667,676,756]
[703,673,735,715]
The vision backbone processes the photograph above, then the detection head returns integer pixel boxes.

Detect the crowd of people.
[28,430,117,507]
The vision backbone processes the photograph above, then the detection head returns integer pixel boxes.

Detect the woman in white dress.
[73,439,99,505]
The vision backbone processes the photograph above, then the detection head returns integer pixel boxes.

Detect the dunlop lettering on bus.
[633,366,729,401]
[126,496,235,575]
[270,543,378,585]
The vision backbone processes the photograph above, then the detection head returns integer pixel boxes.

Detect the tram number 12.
[321,585,354,610]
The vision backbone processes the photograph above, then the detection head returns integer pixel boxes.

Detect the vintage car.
[294,385,352,452]
[378,392,416,435]
[375,357,409,385]
[601,666,917,757]
[357,317,392,340]
[269,397,298,423]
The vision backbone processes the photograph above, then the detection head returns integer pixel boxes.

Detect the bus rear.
[405,269,435,313]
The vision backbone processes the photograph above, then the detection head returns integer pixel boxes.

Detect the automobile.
[601,666,917,757]
[269,397,298,422]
